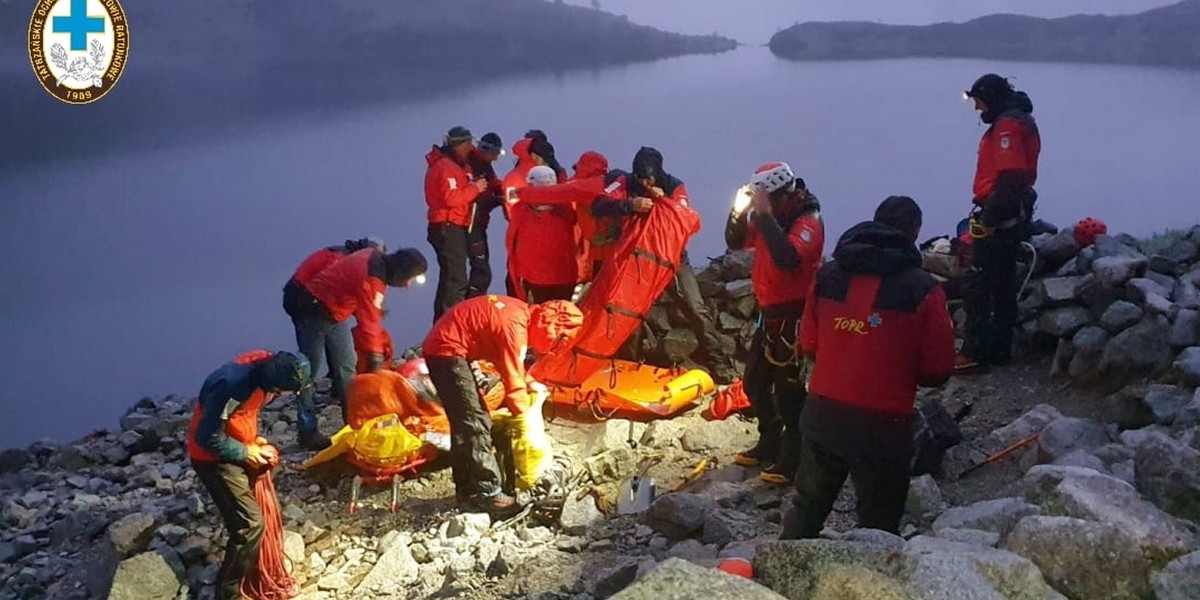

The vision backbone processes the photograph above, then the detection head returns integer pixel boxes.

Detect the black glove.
[365,352,386,373]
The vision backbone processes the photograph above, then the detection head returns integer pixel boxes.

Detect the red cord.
[240,470,299,600]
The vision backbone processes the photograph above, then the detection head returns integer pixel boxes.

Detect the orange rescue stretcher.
[546,360,714,419]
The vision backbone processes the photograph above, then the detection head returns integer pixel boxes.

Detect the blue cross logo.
[867,313,883,328]
[53,0,105,51]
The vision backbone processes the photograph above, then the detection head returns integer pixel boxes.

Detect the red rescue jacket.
[305,249,389,353]
[517,160,625,275]
[292,247,346,288]
[800,221,954,416]
[422,295,533,414]
[973,112,1040,202]
[187,350,275,463]
[425,146,481,227]
[739,195,825,311]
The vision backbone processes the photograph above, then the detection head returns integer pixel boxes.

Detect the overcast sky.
[565,0,1181,43]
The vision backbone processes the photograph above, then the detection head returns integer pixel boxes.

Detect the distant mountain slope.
[768,0,1200,68]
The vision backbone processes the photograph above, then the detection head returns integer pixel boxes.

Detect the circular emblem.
[28,0,129,105]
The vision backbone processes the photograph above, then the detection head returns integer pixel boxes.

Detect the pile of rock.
[1021,226,1200,390]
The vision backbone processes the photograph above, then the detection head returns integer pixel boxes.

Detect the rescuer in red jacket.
[426,126,489,323]
[503,131,568,297]
[282,237,384,448]
[510,165,579,303]
[782,197,955,538]
[422,296,583,516]
[287,247,427,448]
[960,74,1041,369]
[465,132,506,299]
[724,162,825,485]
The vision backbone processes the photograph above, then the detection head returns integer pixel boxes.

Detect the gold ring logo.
[28,0,129,105]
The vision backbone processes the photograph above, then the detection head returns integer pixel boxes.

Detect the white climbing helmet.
[748,162,796,195]
[527,165,558,187]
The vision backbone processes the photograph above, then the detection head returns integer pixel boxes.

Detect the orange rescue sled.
[549,360,714,418]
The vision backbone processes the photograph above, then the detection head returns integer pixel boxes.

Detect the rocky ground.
[3,225,1200,600]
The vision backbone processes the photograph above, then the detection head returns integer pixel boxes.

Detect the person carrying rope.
[724,162,824,485]
[959,74,1041,370]
[187,351,312,600]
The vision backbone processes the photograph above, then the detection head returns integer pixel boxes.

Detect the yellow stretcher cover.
[546,360,714,418]
[491,385,554,491]
[302,413,425,470]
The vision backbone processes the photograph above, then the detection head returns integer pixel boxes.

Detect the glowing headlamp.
[962,91,972,101]
[413,273,427,286]
[732,185,753,215]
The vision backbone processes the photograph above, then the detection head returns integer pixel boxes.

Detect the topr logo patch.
[28,0,129,104]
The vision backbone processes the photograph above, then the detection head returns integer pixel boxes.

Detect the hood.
[528,300,584,354]
[573,151,609,180]
[1006,91,1033,115]
[425,145,447,166]
[632,146,664,181]
[984,90,1034,124]
[832,221,922,276]
[511,138,534,164]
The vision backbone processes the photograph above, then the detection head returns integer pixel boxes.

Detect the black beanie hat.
[477,132,503,155]
[384,248,428,286]
[632,146,664,180]
[444,126,474,148]
[965,74,1014,107]
[873,195,923,241]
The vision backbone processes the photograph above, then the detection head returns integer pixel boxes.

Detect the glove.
[365,352,386,373]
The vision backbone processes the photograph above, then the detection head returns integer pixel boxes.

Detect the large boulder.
[1099,314,1174,379]
[1170,310,1199,348]
[105,551,183,600]
[643,493,718,541]
[1037,417,1110,464]
[1034,231,1082,272]
[1100,301,1144,333]
[356,544,419,593]
[1093,256,1148,287]
[988,404,1063,449]
[1021,465,1196,561]
[1030,276,1086,307]
[1142,385,1195,425]
[701,508,759,548]
[1133,432,1200,523]
[1003,516,1150,600]
[1175,281,1200,310]
[560,494,606,537]
[1153,551,1200,600]
[754,540,913,600]
[903,536,1067,600]
[931,498,1041,540]
[1175,346,1200,387]
[107,513,157,559]
[1039,307,1093,338]
[610,557,786,600]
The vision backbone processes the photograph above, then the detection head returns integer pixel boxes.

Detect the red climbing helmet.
[1073,217,1108,248]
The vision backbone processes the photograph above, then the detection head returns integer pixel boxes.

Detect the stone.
[1175,281,1200,309]
[717,312,745,332]
[1175,346,1200,386]
[658,330,700,362]
[1170,310,1199,348]
[680,420,729,453]
[356,543,419,592]
[643,493,718,541]
[1101,301,1144,333]
[936,528,1000,547]
[560,494,605,536]
[1112,460,1137,486]
[723,279,755,299]
[721,250,756,281]
[1102,385,1159,430]
[1129,277,1172,303]
[733,295,758,320]
[838,529,907,549]
[646,305,671,333]
[1071,325,1110,356]
[754,540,913,600]
[316,572,349,592]
[0,448,33,473]
[445,513,491,539]
[931,498,1041,539]
[588,559,640,598]
[1034,230,1081,271]
[108,513,157,559]
[105,551,183,600]
[1153,551,1200,600]
[1052,450,1108,473]
[905,475,947,521]
[664,539,717,561]
[155,525,188,547]
[1004,516,1150,600]
[1143,384,1194,425]
[1023,465,1195,561]
[1100,314,1174,376]
[905,536,1067,600]
[584,447,636,485]
[1144,292,1177,317]
[1038,306,1092,337]
[611,558,786,600]
[718,538,772,561]
[1175,390,1200,429]
[299,520,328,545]
[1031,276,1086,308]
[1157,240,1199,268]
[1037,417,1110,463]
[701,508,758,548]
[282,530,304,571]
[1133,432,1200,523]
[1093,256,1148,287]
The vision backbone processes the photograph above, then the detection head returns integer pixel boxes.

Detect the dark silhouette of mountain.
[768,0,1200,68]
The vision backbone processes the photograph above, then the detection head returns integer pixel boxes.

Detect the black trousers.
[963,232,1022,364]
[525,282,576,304]
[466,225,492,299]
[743,323,806,473]
[426,356,502,498]
[429,223,470,324]
[663,256,732,367]
[782,438,911,539]
[194,461,264,600]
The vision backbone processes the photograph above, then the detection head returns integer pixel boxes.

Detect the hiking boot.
[758,462,793,485]
[734,441,777,467]
[471,492,523,519]
[298,430,331,451]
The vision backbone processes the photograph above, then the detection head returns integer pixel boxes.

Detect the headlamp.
[732,185,753,215]
[413,273,427,286]
[962,91,972,101]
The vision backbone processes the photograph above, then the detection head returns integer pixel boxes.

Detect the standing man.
[725,163,824,485]
[960,74,1041,369]
[288,246,428,448]
[188,350,311,600]
[511,165,580,303]
[782,197,955,539]
[427,126,489,322]
[422,296,583,516]
[466,133,505,299]
[602,147,738,384]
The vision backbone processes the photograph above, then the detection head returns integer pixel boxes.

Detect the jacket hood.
[832,221,922,276]
[632,146,664,181]
[512,138,534,164]
[573,151,609,179]
[425,145,445,166]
